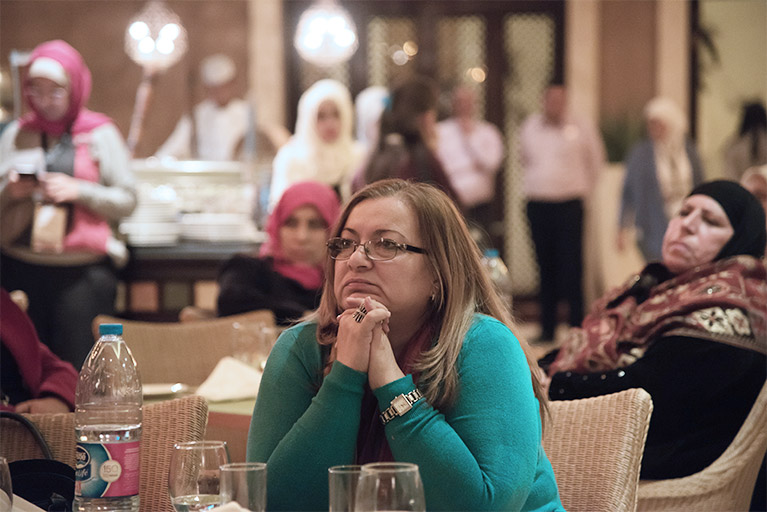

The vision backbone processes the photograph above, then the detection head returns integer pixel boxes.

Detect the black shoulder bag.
[0,411,74,511]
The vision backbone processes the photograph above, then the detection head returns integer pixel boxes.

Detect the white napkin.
[210,502,250,512]
[11,493,46,511]
[194,356,262,402]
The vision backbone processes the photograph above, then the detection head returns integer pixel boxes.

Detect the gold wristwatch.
[379,389,424,425]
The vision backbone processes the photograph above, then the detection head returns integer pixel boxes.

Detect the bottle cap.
[99,323,123,336]
[483,248,500,258]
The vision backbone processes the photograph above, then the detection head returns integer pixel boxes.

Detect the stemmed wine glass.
[328,464,362,512]
[168,441,230,511]
[354,462,425,512]
[0,457,12,511]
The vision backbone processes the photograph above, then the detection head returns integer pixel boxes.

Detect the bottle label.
[75,441,140,498]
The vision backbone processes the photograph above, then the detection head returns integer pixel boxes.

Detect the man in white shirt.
[437,86,504,233]
[155,54,251,161]
[520,83,606,342]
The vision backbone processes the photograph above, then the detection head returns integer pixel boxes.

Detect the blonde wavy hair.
[312,179,547,415]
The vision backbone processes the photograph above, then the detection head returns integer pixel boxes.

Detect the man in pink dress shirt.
[437,86,505,235]
[520,83,606,342]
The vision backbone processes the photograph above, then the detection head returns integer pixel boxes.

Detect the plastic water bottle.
[75,323,142,512]
[482,248,514,308]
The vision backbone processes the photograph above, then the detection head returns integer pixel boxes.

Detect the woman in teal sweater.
[247,179,563,511]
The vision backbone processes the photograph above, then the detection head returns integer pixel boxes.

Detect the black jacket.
[217,255,321,326]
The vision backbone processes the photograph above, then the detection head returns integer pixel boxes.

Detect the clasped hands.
[6,169,80,203]
[335,296,405,390]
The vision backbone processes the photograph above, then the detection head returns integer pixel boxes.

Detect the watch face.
[391,395,411,415]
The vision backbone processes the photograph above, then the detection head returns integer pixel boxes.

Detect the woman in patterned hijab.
[542,180,766,491]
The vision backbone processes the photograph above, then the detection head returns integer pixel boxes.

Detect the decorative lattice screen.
[298,57,350,92]
[436,16,487,117]
[367,16,417,87]
[502,14,555,295]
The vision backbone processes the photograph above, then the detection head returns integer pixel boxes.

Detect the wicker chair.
[93,310,276,386]
[0,412,75,467]
[0,395,208,512]
[542,388,654,512]
[637,380,767,511]
[138,395,209,511]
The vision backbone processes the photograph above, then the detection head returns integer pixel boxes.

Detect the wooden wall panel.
[599,0,656,124]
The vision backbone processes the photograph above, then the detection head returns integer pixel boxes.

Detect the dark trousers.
[526,199,585,339]
[0,252,117,369]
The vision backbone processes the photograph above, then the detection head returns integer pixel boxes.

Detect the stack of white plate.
[120,196,180,247]
[180,213,264,242]
[127,199,176,222]
[120,221,181,247]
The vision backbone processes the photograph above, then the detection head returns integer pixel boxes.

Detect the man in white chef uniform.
[156,54,251,161]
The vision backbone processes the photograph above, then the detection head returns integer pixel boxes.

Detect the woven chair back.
[0,413,76,468]
[1,395,208,511]
[543,387,654,512]
[93,310,276,386]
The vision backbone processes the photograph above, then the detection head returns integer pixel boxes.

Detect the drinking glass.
[220,462,267,512]
[231,322,276,371]
[0,457,12,511]
[328,464,362,512]
[354,462,425,512]
[168,441,229,511]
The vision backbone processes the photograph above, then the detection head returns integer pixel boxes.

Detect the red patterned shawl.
[547,255,767,375]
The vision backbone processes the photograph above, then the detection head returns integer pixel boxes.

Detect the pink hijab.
[259,181,341,290]
[20,40,111,137]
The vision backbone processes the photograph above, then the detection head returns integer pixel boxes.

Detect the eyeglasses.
[326,237,426,261]
[27,86,68,101]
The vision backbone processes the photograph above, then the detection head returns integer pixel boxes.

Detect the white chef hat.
[200,54,236,87]
[28,57,69,88]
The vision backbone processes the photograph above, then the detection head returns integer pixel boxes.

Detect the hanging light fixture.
[123,0,188,155]
[294,0,358,67]
[124,0,187,73]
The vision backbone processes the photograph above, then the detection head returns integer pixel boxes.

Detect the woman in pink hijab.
[0,40,136,368]
[217,181,341,324]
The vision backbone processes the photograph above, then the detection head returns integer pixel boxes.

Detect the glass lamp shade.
[294,1,358,67]
[125,0,188,72]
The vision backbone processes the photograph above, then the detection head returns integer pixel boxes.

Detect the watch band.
[380,389,424,425]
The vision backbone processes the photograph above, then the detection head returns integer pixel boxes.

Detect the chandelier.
[125,0,187,73]
[294,0,358,67]
[124,1,188,155]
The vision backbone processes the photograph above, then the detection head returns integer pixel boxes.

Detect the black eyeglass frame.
[326,237,427,261]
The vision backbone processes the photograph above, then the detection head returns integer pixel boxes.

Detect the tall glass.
[0,457,12,511]
[220,462,267,512]
[231,322,276,371]
[168,441,229,511]
[328,464,362,512]
[354,462,425,512]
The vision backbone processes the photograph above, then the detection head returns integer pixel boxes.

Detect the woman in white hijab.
[269,79,366,207]
[618,97,705,261]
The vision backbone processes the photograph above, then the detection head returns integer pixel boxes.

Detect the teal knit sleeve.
[372,315,560,511]
[246,323,368,511]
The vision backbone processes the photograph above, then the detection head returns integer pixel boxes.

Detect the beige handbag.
[30,202,68,253]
